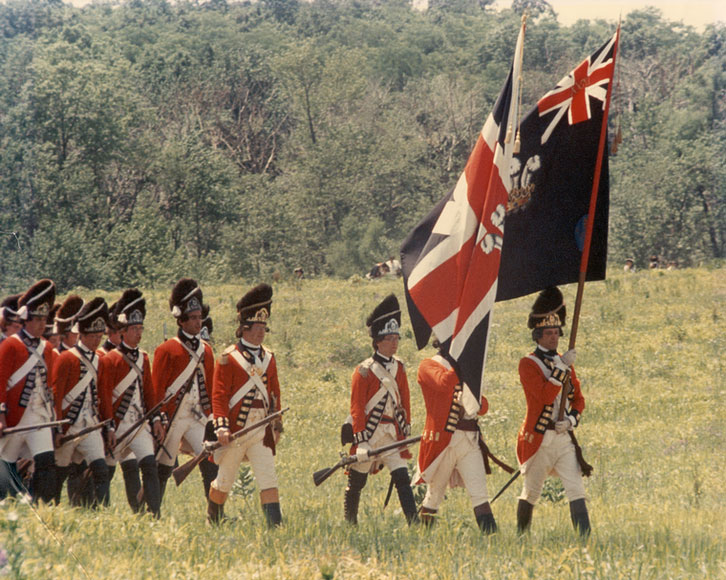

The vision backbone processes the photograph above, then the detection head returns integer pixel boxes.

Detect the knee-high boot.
[139,455,161,518]
[344,470,367,525]
[391,467,418,525]
[473,502,497,535]
[31,451,56,504]
[120,459,141,513]
[89,459,110,507]
[157,463,174,504]
[517,499,534,534]
[199,459,218,500]
[569,498,591,537]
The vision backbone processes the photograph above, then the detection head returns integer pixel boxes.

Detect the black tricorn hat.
[1,294,22,323]
[75,297,109,334]
[116,288,145,326]
[170,278,203,319]
[528,287,566,329]
[366,294,401,338]
[18,279,56,320]
[201,303,213,339]
[237,284,272,324]
[55,294,85,334]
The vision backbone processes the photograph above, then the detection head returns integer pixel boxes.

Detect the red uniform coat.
[152,338,214,418]
[417,356,488,473]
[52,347,105,433]
[350,356,411,459]
[212,344,281,450]
[97,348,155,429]
[0,333,56,427]
[516,353,585,465]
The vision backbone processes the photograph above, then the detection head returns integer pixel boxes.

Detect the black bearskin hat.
[18,279,56,321]
[1,294,22,323]
[116,289,145,326]
[528,287,566,330]
[366,294,401,338]
[55,294,84,334]
[237,284,273,324]
[75,297,109,334]
[170,278,203,319]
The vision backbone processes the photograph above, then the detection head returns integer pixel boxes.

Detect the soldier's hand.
[53,432,63,448]
[153,421,165,442]
[554,420,571,434]
[217,428,231,446]
[106,429,117,449]
[560,349,577,367]
[0,413,6,437]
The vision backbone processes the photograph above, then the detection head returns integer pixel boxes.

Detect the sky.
[491,0,725,30]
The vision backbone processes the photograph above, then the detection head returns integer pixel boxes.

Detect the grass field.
[1,266,725,579]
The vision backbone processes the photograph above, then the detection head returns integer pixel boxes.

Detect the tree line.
[1,0,724,292]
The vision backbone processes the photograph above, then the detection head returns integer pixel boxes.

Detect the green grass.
[2,267,725,579]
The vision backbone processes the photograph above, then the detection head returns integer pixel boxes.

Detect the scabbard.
[569,431,593,477]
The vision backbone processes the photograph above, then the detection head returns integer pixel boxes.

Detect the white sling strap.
[7,336,48,390]
[164,337,205,399]
[112,354,144,402]
[227,347,271,410]
[369,359,402,407]
[61,349,98,411]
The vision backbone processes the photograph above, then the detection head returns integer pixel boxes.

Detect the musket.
[1,419,70,437]
[313,435,422,487]
[172,407,289,487]
[57,419,112,446]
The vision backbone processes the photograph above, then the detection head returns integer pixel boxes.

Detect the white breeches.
[211,409,278,494]
[158,409,206,467]
[0,395,54,462]
[350,422,407,474]
[519,431,586,504]
[55,430,106,467]
[421,430,490,510]
[106,420,155,465]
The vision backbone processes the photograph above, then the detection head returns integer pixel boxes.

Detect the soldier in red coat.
[343,294,417,525]
[98,289,163,517]
[153,278,216,503]
[207,284,283,526]
[516,287,589,536]
[0,279,58,503]
[53,294,84,355]
[415,340,499,533]
[53,297,112,507]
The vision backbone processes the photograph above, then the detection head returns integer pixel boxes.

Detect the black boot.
[139,455,162,518]
[67,462,91,506]
[121,459,141,513]
[31,451,56,504]
[55,465,72,505]
[391,467,418,525]
[474,502,497,535]
[207,499,224,524]
[89,459,110,507]
[344,470,367,524]
[157,464,174,504]
[262,502,283,527]
[199,459,219,500]
[569,498,591,537]
[517,499,534,535]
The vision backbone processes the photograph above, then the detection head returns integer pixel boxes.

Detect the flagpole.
[568,26,620,350]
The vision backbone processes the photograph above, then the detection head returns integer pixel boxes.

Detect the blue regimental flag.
[496,30,619,302]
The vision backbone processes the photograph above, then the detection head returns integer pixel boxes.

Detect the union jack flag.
[537,33,617,144]
[400,22,525,404]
